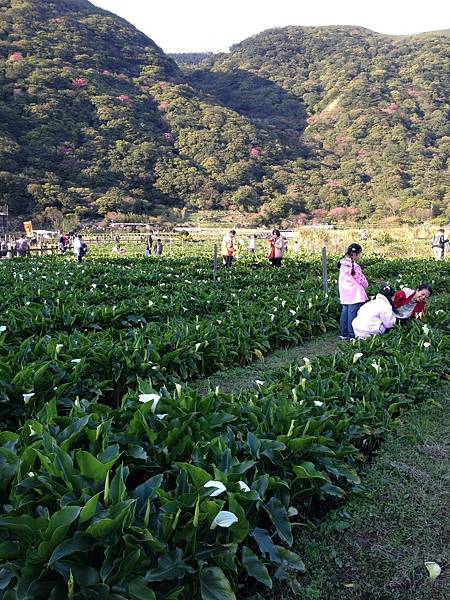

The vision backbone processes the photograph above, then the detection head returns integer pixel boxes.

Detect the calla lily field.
[0,248,448,599]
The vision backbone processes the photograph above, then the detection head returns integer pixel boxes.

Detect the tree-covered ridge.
[189,26,450,222]
[168,52,215,68]
[0,1,449,224]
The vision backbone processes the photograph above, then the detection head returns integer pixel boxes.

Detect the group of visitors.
[144,239,164,257]
[58,232,88,264]
[222,229,298,268]
[0,235,31,258]
[338,243,432,341]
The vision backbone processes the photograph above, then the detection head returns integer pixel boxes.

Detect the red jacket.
[392,288,426,319]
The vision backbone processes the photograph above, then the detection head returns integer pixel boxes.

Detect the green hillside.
[189,26,450,223]
[0,0,279,223]
[0,0,449,224]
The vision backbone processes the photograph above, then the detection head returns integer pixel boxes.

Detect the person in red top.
[392,284,432,324]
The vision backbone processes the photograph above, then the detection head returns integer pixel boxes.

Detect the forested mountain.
[189,26,450,223]
[0,0,277,222]
[0,0,449,224]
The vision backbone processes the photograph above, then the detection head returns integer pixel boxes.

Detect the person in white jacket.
[352,285,397,340]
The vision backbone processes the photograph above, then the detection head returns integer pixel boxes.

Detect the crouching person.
[392,284,432,324]
[352,285,397,340]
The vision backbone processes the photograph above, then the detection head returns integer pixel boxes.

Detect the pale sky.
[92,0,449,53]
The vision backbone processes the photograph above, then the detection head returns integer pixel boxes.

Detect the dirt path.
[195,331,339,395]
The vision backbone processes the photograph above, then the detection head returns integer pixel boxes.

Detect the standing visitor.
[392,284,432,324]
[144,244,151,257]
[221,230,236,268]
[59,232,67,253]
[16,235,29,257]
[154,239,164,255]
[268,229,286,267]
[337,243,368,340]
[20,235,30,257]
[73,234,87,264]
[293,240,299,254]
[360,229,369,241]
[352,285,397,339]
[248,235,255,254]
[431,228,446,261]
[73,234,81,262]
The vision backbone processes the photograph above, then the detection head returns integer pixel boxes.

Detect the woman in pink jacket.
[337,243,368,340]
[352,285,397,339]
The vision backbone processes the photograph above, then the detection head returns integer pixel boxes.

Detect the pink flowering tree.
[358,148,367,157]
[57,145,74,155]
[158,101,168,110]
[335,135,346,145]
[328,206,348,221]
[117,95,129,103]
[307,115,318,125]
[326,178,342,188]
[311,208,328,223]
[163,132,173,141]
[249,147,260,158]
[9,52,23,63]
[72,78,88,89]
[381,103,398,114]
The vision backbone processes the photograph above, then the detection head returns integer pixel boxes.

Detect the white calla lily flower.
[422,324,430,336]
[371,362,381,373]
[71,358,81,364]
[23,393,35,404]
[424,561,441,581]
[423,342,431,349]
[56,344,64,352]
[211,510,238,529]
[314,400,324,407]
[238,481,251,492]
[0,325,6,332]
[138,393,160,413]
[203,480,227,497]
[255,380,265,386]
[353,352,363,364]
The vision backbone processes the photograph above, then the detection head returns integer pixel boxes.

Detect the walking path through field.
[195,331,339,394]
[288,386,450,600]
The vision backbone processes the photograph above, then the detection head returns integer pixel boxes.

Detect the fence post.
[321,245,328,294]
[213,243,218,284]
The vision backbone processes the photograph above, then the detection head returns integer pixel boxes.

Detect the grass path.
[196,330,448,599]
[195,331,340,395]
[280,385,450,600]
